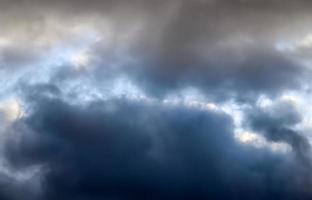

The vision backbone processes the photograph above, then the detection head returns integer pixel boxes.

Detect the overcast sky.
[1,0,312,199]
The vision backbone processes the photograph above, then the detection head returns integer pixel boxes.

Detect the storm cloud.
[1,86,311,200]
[0,0,312,200]
[0,0,310,97]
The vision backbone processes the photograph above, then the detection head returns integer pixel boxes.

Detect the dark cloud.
[0,0,310,100]
[41,0,310,100]
[0,171,41,200]
[0,1,312,199]
[1,85,311,200]
[128,46,304,100]
[247,101,311,168]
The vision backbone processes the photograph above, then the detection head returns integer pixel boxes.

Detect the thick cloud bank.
[1,87,311,200]
[0,0,312,199]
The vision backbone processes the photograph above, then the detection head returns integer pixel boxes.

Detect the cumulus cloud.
[1,86,311,200]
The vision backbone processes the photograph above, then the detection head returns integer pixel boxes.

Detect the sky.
[1,0,312,199]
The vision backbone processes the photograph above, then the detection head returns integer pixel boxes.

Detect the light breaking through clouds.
[1,0,312,199]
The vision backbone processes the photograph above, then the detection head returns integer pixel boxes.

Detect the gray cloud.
[246,101,311,168]
[2,85,312,200]
[0,1,312,199]
[20,0,308,99]
[0,0,310,98]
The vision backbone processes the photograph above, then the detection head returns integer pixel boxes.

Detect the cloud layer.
[0,0,312,199]
[3,87,311,200]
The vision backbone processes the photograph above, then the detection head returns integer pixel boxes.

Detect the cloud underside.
[0,0,312,200]
[3,91,311,200]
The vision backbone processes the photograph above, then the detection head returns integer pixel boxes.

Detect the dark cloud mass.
[3,88,312,200]
[0,0,312,200]
[247,101,312,167]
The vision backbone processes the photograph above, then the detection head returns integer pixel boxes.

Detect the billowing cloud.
[0,0,312,199]
[0,0,310,97]
[1,86,311,200]
[246,100,311,165]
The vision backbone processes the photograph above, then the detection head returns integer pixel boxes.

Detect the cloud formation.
[2,86,312,200]
[0,0,312,199]
[0,0,309,97]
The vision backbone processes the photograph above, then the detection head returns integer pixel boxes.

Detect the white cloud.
[0,99,23,122]
[70,50,91,70]
[234,130,291,153]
